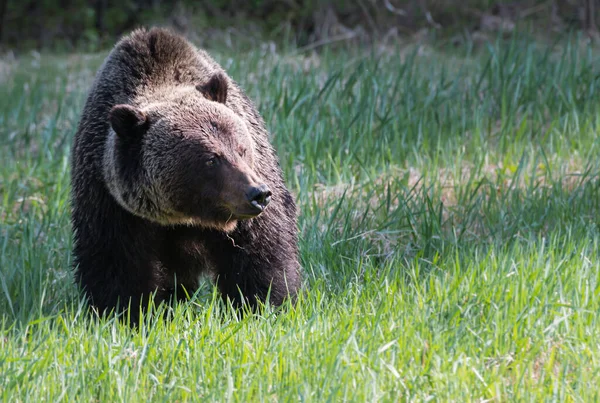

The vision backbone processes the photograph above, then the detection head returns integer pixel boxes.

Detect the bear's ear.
[109,105,149,137]
[196,72,228,104]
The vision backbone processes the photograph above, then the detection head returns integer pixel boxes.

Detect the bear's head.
[102,73,271,232]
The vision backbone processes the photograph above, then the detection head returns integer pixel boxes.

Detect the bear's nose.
[247,184,272,211]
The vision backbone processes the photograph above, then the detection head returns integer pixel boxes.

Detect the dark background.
[0,0,598,51]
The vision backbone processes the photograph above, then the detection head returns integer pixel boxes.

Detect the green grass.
[2,33,600,401]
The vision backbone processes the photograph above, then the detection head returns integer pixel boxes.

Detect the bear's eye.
[206,156,220,167]
[238,148,246,157]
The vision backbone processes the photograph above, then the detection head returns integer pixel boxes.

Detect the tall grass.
[1,34,600,400]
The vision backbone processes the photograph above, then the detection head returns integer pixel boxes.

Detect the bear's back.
[95,28,220,103]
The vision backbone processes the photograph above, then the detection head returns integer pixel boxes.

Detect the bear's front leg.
[72,207,170,323]
[74,250,170,323]
[206,216,301,310]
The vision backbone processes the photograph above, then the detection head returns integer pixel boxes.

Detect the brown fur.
[70,27,301,322]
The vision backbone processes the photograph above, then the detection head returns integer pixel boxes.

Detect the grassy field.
[1,33,600,401]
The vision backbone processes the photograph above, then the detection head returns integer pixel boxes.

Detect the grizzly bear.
[70,27,301,321]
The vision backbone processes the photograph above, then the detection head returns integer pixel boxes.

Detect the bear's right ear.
[109,105,149,137]
[196,72,228,104]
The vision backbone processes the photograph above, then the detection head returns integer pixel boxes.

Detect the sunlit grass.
[1,33,600,400]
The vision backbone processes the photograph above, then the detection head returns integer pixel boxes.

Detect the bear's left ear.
[109,105,149,138]
[197,72,228,104]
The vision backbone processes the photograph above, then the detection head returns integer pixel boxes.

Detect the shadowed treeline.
[0,0,599,50]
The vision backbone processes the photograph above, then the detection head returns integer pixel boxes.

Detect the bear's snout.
[246,184,272,213]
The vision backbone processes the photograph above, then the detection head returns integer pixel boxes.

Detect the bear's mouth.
[228,197,271,219]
